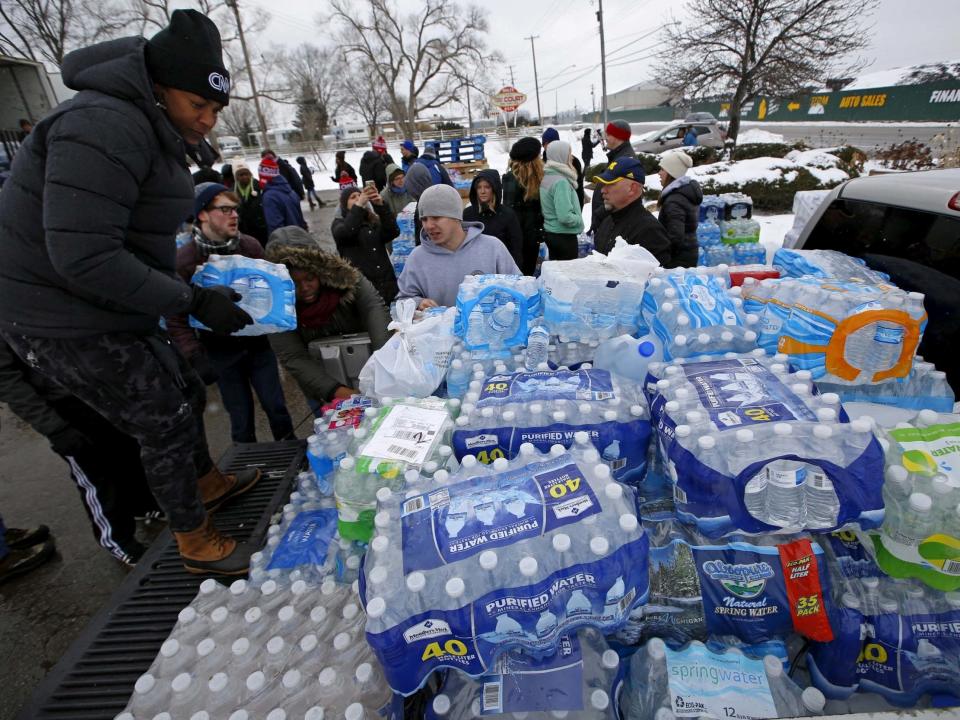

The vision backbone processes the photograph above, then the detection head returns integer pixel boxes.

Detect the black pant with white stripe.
[50,397,159,563]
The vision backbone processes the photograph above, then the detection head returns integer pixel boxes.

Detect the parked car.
[788,168,960,388]
[632,114,725,154]
[217,135,243,154]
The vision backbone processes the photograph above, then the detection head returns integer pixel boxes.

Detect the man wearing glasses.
[167,183,294,445]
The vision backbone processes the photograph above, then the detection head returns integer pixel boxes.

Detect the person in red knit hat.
[359,136,395,192]
[589,119,637,232]
[259,156,307,236]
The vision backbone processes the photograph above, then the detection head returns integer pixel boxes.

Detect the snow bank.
[737,128,786,144]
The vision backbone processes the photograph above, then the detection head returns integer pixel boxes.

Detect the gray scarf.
[192,225,240,258]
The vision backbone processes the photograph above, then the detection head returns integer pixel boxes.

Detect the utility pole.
[591,84,596,114]
[596,0,608,127]
[508,65,516,85]
[524,35,542,124]
[226,0,268,148]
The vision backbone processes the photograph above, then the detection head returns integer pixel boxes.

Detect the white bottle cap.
[678,314,690,327]
[266,710,286,720]
[434,469,450,484]
[630,404,645,418]
[763,655,782,678]
[310,606,327,623]
[369,565,388,585]
[343,603,360,620]
[375,486,392,503]
[374,510,390,529]
[407,572,426,591]
[674,334,687,346]
[548,534,571,554]
[461,455,478,468]
[318,667,337,687]
[433,693,452,715]
[345,704,365,720]
[493,457,510,471]
[601,649,620,669]
[503,410,516,423]
[445,577,466,599]
[232,637,250,656]
[550,443,566,456]
[801,687,826,713]
[909,493,932,513]
[160,639,180,658]
[773,423,792,437]
[197,638,216,657]
[574,430,590,445]
[267,636,285,655]
[333,632,351,651]
[697,333,711,345]
[210,605,228,623]
[590,536,609,555]
[661,302,674,313]
[261,579,278,596]
[199,578,219,595]
[278,605,296,623]
[674,425,691,439]
[246,671,265,692]
[591,690,610,710]
[355,662,373,683]
[819,392,840,405]
[619,514,639,532]
[304,708,324,720]
[177,607,197,624]
[850,418,872,433]
[519,556,538,576]
[244,607,262,623]
[816,407,837,423]
[321,579,337,595]
[519,442,537,457]
[605,483,623,501]
[134,673,156,694]
[365,595,387,619]
[603,410,617,422]
[813,424,833,439]
[371,536,389,553]
[918,409,939,426]
[481,407,494,418]
[300,633,318,652]
[594,464,612,480]
[208,672,229,693]
[479,550,499,570]
[744,331,757,342]
[340,457,355,470]
[647,638,666,660]
[404,469,421,484]
[228,712,248,720]
[697,435,716,450]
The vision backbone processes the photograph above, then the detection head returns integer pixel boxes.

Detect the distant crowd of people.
[0,8,703,582]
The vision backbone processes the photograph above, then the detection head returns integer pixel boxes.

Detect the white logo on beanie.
[208,72,230,94]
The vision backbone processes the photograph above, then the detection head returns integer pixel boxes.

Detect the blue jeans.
[0,513,7,560]
[207,344,294,443]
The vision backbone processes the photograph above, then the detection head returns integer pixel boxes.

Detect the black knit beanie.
[510,136,542,162]
[340,186,360,214]
[146,9,231,106]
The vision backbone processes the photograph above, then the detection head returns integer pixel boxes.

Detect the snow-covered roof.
[826,60,960,91]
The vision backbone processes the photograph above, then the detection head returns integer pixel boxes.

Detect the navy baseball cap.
[593,158,646,184]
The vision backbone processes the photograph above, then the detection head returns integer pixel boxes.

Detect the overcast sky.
[246,0,960,124]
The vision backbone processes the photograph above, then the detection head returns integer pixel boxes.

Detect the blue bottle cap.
[638,341,656,358]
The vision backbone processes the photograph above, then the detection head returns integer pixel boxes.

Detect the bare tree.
[277,44,341,138]
[338,59,389,136]
[656,0,878,143]
[217,99,258,143]
[328,0,499,137]
[0,0,128,66]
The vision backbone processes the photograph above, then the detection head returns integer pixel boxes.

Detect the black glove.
[49,425,95,456]
[190,353,219,385]
[189,285,253,335]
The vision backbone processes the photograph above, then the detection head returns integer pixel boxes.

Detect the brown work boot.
[174,516,253,575]
[197,466,262,513]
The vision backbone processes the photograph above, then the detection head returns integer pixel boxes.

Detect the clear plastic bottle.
[764,423,806,528]
[888,492,934,547]
[525,325,550,370]
[804,425,840,529]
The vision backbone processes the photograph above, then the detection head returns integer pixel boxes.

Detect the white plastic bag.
[358,299,456,399]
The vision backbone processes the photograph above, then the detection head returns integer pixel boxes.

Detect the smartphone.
[364,180,376,190]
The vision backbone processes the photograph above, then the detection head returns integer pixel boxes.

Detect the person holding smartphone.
[331,181,400,304]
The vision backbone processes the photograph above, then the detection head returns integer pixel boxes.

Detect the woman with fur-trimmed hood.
[265,226,391,405]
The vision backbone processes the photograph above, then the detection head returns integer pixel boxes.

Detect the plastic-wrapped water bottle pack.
[620,639,827,720]
[119,580,401,720]
[539,244,658,342]
[772,247,890,284]
[333,398,454,543]
[455,275,541,352]
[741,276,928,383]
[451,367,651,485]
[391,203,417,275]
[870,411,960,591]
[190,255,297,335]
[640,270,760,361]
[808,531,960,708]
[616,515,835,650]
[647,353,886,536]
[813,357,955,411]
[425,629,622,719]
[359,446,650,695]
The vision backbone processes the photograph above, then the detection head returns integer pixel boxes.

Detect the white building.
[605,80,673,112]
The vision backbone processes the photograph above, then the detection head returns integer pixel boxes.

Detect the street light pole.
[524,35,542,124]
[225,0,269,148]
[596,0,608,127]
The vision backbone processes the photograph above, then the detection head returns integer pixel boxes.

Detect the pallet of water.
[647,353,886,537]
[455,274,541,352]
[359,445,649,695]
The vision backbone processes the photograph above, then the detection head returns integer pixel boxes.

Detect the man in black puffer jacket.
[0,10,260,575]
[657,151,703,268]
[332,185,400,304]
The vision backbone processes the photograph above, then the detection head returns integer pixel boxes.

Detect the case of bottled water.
[308,396,377,481]
[721,192,754,220]
[742,276,928,383]
[450,367,651,485]
[623,515,835,648]
[359,446,650,695]
[871,411,960,591]
[648,354,886,536]
[641,270,760,360]
[720,217,761,245]
[813,358,955,411]
[189,255,297,335]
[698,195,727,223]
[808,531,960,707]
[391,202,418,275]
[425,629,621,719]
[120,580,403,720]
[334,398,453,543]
[539,243,658,341]
[620,639,825,720]
[455,275,541,352]
[772,248,890,284]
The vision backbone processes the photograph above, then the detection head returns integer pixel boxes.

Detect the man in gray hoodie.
[397,184,520,309]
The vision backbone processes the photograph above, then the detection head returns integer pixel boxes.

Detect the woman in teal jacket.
[539,140,584,260]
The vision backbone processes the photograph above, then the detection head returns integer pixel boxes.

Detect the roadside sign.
[492,86,528,113]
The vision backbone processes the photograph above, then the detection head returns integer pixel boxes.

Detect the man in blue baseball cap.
[592,157,672,266]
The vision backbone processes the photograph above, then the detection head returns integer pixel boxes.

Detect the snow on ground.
[757,214,795,259]
[737,128,786,144]
[689,156,800,186]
